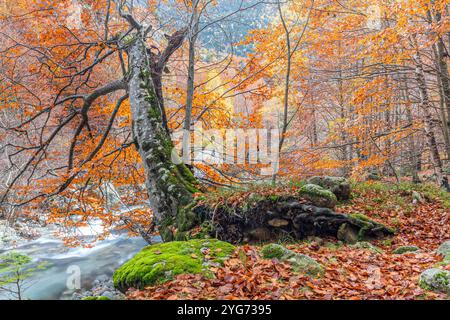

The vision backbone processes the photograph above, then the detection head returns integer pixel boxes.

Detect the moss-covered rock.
[82,296,111,301]
[347,213,395,241]
[261,244,292,259]
[113,239,235,292]
[260,244,324,277]
[285,254,324,277]
[307,176,351,200]
[419,268,450,294]
[337,223,358,244]
[393,245,420,254]
[437,241,450,258]
[351,241,384,254]
[299,184,338,208]
[366,173,381,181]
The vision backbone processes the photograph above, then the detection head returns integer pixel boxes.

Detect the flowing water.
[0,218,154,300]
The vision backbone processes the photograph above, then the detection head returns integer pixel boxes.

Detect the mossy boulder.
[419,268,450,294]
[299,184,337,209]
[342,213,395,243]
[307,176,351,200]
[351,241,384,254]
[261,244,324,277]
[261,243,292,259]
[367,173,381,181]
[113,239,235,292]
[437,241,450,258]
[337,223,359,244]
[393,245,420,255]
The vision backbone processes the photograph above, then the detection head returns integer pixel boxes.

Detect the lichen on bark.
[128,40,199,242]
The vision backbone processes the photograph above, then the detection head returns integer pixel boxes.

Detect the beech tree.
[0,0,199,242]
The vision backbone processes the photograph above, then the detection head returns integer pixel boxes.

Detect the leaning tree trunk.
[128,38,199,242]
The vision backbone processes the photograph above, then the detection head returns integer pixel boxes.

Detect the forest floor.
[127,181,449,300]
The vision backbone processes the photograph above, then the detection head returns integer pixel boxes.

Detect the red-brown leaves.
[127,241,447,300]
[127,187,449,301]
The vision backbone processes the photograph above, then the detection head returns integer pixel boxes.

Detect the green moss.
[138,68,200,216]
[349,213,371,222]
[261,244,292,259]
[300,184,337,201]
[393,246,420,254]
[437,241,450,258]
[323,241,344,250]
[351,242,384,254]
[348,214,372,239]
[82,296,111,301]
[354,181,450,209]
[268,195,281,203]
[348,213,395,239]
[194,221,215,239]
[307,176,351,201]
[260,244,324,277]
[299,184,337,208]
[419,268,450,294]
[113,239,235,291]
[177,201,201,233]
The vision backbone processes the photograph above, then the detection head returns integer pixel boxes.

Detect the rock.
[260,244,324,277]
[419,268,450,294]
[347,213,395,241]
[196,200,394,244]
[351,241,383,254]
[261,244,292,259]
[393,245,420,254]
[306,236,325,246]
[299,184,338,209]
[411,191,424,205]
[367,173,381,181]
[0,219,46,250]
[72,278,126,301]
[100,291,114,300]
[267,219,289,228]
[95,274,110,283]
[113,239,235,292]
[337,223,358,244]
[286,254,324,277]
[437,241,450,258]
[248,227,272,241]
[307,176,351,200]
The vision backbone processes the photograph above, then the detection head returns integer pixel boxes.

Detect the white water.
[0,216,154,300]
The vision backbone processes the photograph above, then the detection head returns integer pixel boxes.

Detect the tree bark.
[402,74,421,183]
[183,0,200,163]
[433,41,450,159]
[413,52,445,186]
[128,37,199,242]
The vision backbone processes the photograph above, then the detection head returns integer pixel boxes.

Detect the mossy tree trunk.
[128,35,199,243]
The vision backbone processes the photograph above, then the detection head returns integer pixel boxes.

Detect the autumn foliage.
[0,0,449,245]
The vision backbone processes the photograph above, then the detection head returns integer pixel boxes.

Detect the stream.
[0,218,154,300]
